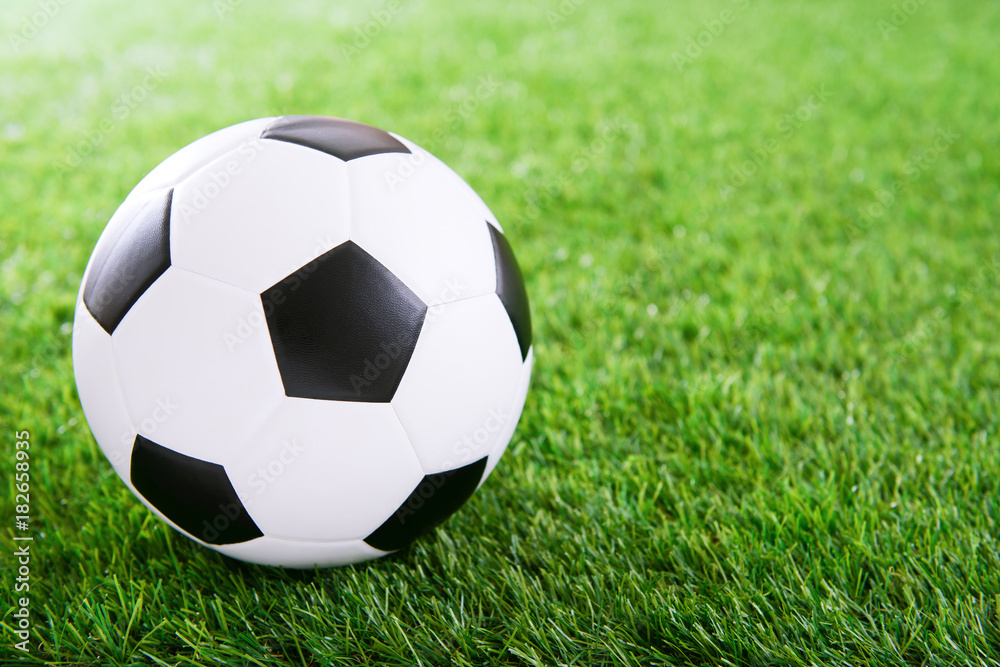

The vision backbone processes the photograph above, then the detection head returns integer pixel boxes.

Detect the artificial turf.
[2,0,1000,664]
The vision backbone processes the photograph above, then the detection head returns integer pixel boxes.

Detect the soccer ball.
[72,116,533,568]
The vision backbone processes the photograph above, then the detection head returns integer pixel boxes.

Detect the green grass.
[2,0,1000,664]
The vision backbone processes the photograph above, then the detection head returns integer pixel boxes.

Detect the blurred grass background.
[1,0,999,664]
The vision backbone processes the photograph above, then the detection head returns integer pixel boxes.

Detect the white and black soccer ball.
[72,116,533,568]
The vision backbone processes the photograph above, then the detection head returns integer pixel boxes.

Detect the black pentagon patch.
[130,435,262,545]
[260,116,411,161]
[364,457,488,552]
[487,222,532,360]
[263,241,426,402]
[83,188,172,334]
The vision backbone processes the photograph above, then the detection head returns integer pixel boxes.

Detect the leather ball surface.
[72,116,532,568]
